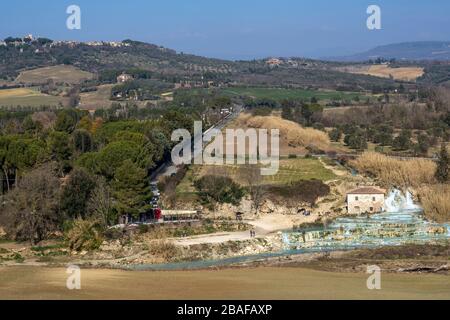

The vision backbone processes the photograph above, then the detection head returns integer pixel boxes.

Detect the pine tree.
[435,143,449,183]
[113,160,151,217]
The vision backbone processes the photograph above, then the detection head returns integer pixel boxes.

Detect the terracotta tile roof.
[347,187,386,195]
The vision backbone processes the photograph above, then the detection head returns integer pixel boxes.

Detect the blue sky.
[1,0,449,60]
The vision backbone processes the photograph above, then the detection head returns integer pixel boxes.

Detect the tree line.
[0,106,196,247]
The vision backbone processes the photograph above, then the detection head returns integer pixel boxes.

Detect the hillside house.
[266,58,282,67]
[347,187,386,214]
[117,73,133,83]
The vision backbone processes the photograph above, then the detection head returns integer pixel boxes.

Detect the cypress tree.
[435,143,449,183]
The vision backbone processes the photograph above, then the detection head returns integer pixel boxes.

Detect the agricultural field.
[344,64,424,82]
[176,157,337,196]
[220,87,364,102]
[79,84,114,110]
[0,87,62,108]
[15,65,94,85]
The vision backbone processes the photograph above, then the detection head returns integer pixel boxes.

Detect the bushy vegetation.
[435,143,450,183]
[148,240,181,261]
[269,179,330,206]
[194,175,245,207]
[281,99,323,127]
[111,79,172,101]
[418,185,450,223]
[0,164,60,244]
[351,152,436,188]
[65,219,104,251]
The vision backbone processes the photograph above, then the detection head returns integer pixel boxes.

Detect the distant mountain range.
[327,41,450,62]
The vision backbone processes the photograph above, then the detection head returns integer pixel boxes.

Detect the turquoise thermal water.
[130,190,450,271]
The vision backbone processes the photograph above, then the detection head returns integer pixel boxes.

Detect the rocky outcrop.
[201,197,312,219]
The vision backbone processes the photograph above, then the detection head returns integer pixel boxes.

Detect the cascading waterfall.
[282,233,291,247]
[281,188,449,251]
[384,189,422,213]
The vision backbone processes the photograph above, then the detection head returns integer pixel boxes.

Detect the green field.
[176,157,337,197]
[220,87,363,102]
[0,87,62,108]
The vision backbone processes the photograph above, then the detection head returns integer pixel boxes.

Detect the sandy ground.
[1,266,449,300]
[173,214,314,246]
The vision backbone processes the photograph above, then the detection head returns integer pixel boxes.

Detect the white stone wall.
[347,194,385,214]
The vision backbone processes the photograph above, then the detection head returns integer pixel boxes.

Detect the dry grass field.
[351,152,436,188]
[0,87,62,107]
[346,64,424,81]
[1,266,449,300]
[79,84,114,110]
[0,88,41,98]
[16,65,94,85]
[228,114,332,155]
[418,184,450,223]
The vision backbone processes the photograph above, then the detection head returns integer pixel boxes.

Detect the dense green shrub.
[195,175,245,206]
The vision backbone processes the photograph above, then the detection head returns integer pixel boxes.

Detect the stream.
[130,190,450,271]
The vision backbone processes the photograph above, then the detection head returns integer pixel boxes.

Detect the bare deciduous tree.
[87,177,113,227]
[243,165,266,215]
[1,164,61,245]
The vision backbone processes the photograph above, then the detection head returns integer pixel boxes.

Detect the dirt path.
[318,157,349,177]
[173,214,317,246]
[1,266,449,300]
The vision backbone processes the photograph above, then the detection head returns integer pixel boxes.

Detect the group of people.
[249,229,256,238]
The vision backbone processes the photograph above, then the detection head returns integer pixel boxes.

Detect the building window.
[355,196,359,201]
[372,197,376,201]
[370,207,374,212]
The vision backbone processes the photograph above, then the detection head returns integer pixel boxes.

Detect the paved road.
[150,105,242,184]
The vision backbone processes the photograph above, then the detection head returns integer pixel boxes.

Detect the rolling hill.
[0,38,397,91]
[330,41,450,62]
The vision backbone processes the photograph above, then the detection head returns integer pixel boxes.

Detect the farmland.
[15,65,94,85]
[344,64,425,82]
[79,84,114,110]
[220,87,364,102]
[0,87,62,107]
[176,157,337,196]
